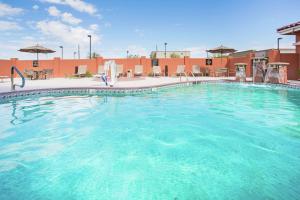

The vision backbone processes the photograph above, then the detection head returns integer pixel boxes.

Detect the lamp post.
[164,42,167,58]
[277,37,282,51]
[59,46,63,59]
[78,44,80,59]
[73,51,77,59]
[126,50,129,58]
[88,35,92,59]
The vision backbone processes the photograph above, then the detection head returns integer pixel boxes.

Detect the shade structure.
[207,45,236,54]
[18,44,55,66]
[19,44,55,54]
[207,45,237,63]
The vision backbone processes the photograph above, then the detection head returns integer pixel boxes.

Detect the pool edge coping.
[1,80,300,101]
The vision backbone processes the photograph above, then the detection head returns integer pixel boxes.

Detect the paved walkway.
[0,76,236,93]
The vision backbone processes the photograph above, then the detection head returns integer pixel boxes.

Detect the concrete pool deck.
[1,76,299,94]
[0,76,239,93]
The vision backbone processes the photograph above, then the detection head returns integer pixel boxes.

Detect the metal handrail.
[11,66,25,91]
[179,72,189,82]
[184,72,189,82]
[190,72,197,84]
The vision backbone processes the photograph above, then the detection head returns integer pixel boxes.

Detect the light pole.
[59,46,63,59]
[73,51,77,59]
[78,44,80,59]
[277,37,283,51]
[126,50,129,58]
[88,35,92,59]
[164,42,167,58]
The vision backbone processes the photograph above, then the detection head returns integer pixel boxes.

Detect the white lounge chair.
[176,65,186,76]
[192,65,203,76]
[97,65,105,75]
[93,65,105,79]
[116,64,123,77]
[93,65,105,78]
[215,67,228,77]
[152,66,161,77]
[0,75,9,82]
[74,65,87,77]
[134,65,143,76]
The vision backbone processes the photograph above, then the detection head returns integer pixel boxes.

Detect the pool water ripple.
[0,84,300,199]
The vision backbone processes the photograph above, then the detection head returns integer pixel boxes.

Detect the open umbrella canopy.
[207,45,236,54]
[18,44,55,54]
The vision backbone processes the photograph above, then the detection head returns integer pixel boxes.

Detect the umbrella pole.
[221,50,223,64]
[37,52,39,67]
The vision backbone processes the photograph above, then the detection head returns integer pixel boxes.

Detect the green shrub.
[85,71,93,77]
[148,72,153,76]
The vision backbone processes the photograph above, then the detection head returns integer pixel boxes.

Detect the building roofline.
[151,51,191,53]
[277,21,300,35]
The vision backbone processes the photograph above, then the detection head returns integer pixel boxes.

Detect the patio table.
[33,70,46,80]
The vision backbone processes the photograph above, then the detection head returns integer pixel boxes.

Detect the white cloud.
[61,12,82,25]
[0,2,23,16]
[33,5,39,10]
[174,23,182,27]
[42,0,97,15]
[89,24,98,30]
[47,6,81,25]
[36,20,100,45]
[0,20,22,31]
[184,47,207,58]
[47,6,61,16]
[104,22,111,28]
[134,28,144,37]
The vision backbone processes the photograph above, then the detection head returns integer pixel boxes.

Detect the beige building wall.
[151,51,191,58]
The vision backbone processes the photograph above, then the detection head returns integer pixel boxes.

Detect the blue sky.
[0,0,299,59]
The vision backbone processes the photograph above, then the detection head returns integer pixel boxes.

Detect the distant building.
[279,48,296,54]
[150,51,191,59]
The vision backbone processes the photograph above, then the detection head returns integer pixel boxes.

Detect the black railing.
[11,66,25,91]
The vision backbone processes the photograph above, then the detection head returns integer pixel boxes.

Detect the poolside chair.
[0,75,8,82]
[192,65,203,76]
[176,65,186,76]
[134,65,143,76]
[24,69,34,80]
[116,64,123,77]
[152,66,161,77]
[94,65,105,78]
[43,69,54,79]
[74,65,87,77]
[204,67,210,76]
[97,65,105,75]
[215,67,229,77]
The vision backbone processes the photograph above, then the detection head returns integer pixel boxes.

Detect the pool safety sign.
[206,59,212,65]
[33,60,39,67]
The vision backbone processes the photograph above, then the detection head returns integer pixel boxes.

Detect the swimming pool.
[0,83,300,199]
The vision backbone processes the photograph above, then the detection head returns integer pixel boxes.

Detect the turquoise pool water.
[0,83,300,200]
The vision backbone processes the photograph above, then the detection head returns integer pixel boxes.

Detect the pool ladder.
[179,72,198,84]
[179,72,189,82]
[11,66,25,91]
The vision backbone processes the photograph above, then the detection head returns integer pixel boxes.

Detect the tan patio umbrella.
[18,44,55,66]
[207,45,237,63]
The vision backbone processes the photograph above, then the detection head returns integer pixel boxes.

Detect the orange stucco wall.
[0,49,299,80]
[0,57,228,78]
